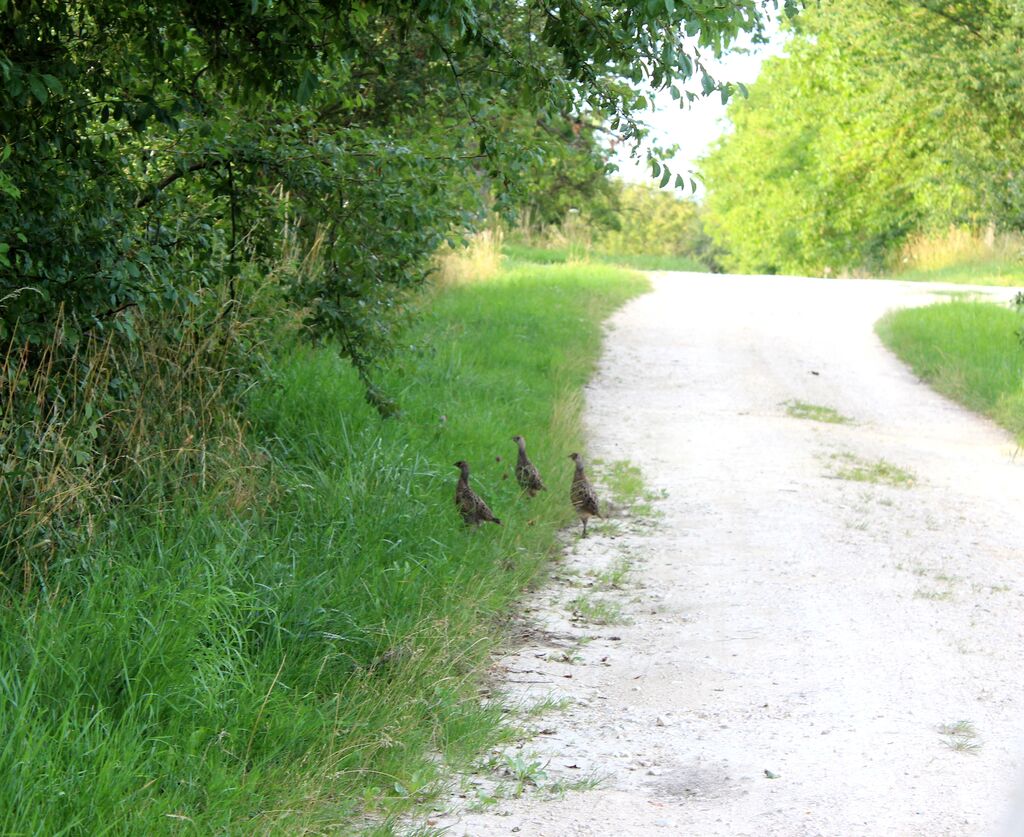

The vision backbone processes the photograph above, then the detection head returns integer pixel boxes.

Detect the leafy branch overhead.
[0,0,793,405]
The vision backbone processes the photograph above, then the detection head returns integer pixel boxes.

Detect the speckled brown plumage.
[454,460,501,526]
[512,435,546,497]
[568,452,601,536]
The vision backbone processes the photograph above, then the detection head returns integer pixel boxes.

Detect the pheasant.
[512,435,546,497]
[568,452,602,536]
[454,460,501,526]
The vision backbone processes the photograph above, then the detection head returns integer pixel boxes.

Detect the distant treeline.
[700,1,1024,276]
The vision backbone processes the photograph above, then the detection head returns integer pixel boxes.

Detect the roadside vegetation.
[1,3,792,832]
[503,182,716,274]
[876,300,1024,442]
[0,261,648,834]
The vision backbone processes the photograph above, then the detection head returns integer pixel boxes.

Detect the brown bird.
[568,452,602,536]
[454,460,501,526]
[512,435,546,497]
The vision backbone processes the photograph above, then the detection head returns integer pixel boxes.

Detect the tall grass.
[0,262,648,834]
[434,228,505,285]
[876,300,1024,440]
[0,280,275,579]
[890,226,1024,286]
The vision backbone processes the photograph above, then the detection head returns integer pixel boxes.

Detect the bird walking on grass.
[568,452,601,536]
[454,460,501,526]
[512,435,546,497]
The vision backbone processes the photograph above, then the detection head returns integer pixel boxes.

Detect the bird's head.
[569,452,582,466]
[512,435,524,446]
[453,460,468,470]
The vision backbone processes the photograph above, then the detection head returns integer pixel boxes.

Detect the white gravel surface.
[431,273,1024,837]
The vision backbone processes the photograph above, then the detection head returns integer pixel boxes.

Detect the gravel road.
[433,273,1024,837]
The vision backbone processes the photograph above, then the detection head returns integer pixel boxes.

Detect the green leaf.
[28,76,48,104]
[296,69,319,104]
[41,74,64,94]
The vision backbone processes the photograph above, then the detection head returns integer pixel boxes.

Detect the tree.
[0,1,795,365]
[700,0,1024,275]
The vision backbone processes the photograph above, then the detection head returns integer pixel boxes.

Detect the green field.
[876,300,1024,440]
[503,242,708,273]
[0,263,648,834]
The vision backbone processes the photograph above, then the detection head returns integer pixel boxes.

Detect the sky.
[612,23,789,194]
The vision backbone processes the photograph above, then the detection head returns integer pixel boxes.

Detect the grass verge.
[876,300,1024,440]
[0,262,648,834]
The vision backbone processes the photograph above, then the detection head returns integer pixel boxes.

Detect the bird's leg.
[581,517,588,537]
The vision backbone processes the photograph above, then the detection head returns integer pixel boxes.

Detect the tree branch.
[135,159,222,208]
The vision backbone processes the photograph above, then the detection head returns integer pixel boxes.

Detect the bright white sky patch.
[612,23,788,194]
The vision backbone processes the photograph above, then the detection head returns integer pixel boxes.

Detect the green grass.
[568,593,627,625]
[939,720,982,754]
[784,400,852,424]
[891,259,1024,286]
[829,452,916,487]
[876,300,1024,440]
[0,262,648,834]
[502,242,707,273]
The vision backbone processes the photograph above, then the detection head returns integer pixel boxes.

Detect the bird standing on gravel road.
[568,452,601,536]
[454,460,501,526]
[512,435,546,497]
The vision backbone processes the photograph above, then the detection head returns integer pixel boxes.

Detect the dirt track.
[434,273,1024,836]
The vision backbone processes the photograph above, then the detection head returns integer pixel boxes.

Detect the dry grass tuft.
[898,225,1024,275]
[435,228,505,285]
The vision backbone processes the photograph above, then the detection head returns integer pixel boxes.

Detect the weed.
[545,773,605,796]
[501,753,549,796]
[569,594,627,625]
[914,587,954,601]
[829,451,915,487]
[599,459,667,521]
[939,720,982,753]
[518,697,572,718]
[588,556,632,591]
[784,400,852,424]
[586,519,623,537]
[603,460,648,505]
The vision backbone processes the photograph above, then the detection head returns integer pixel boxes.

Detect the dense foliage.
[700,1,1024,275]
[1,0,786,359]
[0,0,794,566]
[600,183,717,266]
